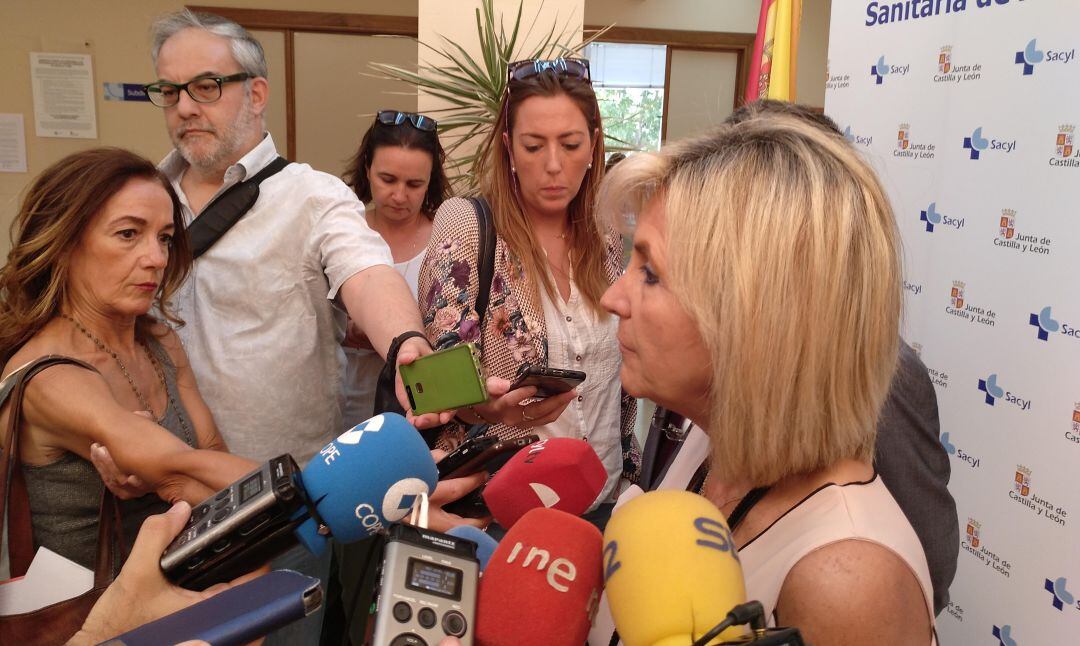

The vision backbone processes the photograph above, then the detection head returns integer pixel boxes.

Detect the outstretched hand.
[396,337,457,429]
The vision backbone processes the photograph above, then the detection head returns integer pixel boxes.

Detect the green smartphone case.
[398,343,488,415]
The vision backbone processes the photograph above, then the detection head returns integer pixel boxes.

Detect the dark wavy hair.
[342,113,450,217]
[0,147,192,361]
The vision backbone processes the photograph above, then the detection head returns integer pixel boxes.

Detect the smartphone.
[437,434,540,479]
[442,484,490,519]
[399,343,488,415]
[509,364,586,398]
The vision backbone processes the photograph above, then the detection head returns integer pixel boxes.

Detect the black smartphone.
[442,484,490,519]
[436,434,540,480]
[437,436,499,479]
[509,364,587,397]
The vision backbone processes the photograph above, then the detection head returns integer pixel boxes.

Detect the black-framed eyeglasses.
[376,110,438,132]
[507,57,591,85]
[143,73,254,108]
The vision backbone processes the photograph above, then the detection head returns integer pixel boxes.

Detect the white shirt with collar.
[161,134,393,464]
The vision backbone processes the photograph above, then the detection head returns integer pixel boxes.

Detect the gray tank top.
[21,336,197,572]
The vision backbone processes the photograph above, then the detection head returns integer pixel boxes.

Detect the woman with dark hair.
[0,147,256,571]
[417,59,640,528]
[339,110,450,426]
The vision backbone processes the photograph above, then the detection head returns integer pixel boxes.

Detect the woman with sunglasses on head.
[417,58,640,529]
[339,110,450,427]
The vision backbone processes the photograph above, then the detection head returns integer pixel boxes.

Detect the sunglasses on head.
[506,57,591,85]
[376,110,438,132]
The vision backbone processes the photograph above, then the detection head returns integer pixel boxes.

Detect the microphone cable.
[691,600,766,646]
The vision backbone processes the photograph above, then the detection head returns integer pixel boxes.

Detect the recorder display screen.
[406,558,462,600]
[239,473,263,504]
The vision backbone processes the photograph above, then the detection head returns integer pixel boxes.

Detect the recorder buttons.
[211,508,230,524]
[417,607,437,629]
[191,504,211,522]
[442,611,467,637]
[215,489,231,502]
[389,635,427,646]
[391,602,412,623]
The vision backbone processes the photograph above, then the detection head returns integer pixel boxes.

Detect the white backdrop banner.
[826,1,1080,644]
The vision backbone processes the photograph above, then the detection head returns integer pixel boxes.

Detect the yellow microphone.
[602,490,750,646]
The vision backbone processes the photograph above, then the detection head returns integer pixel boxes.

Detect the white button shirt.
[535,277,624,507]
[161,134,392,464]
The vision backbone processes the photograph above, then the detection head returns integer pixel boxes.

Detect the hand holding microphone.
[160,413,439,589]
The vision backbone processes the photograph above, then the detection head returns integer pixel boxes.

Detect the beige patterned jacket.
[417,197,641,483]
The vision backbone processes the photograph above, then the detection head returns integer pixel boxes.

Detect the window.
[584,42,667,154]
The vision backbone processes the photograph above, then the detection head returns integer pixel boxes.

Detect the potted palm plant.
[370,0,612,192]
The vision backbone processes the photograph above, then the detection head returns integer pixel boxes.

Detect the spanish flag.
[745,0,803,103]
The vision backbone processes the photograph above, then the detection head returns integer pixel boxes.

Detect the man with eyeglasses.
[120,10,449,642]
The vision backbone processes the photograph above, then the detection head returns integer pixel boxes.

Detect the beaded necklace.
[61,314,194,445]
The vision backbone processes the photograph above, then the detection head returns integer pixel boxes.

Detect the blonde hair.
[598,111,901,486]
[475,71,609,315]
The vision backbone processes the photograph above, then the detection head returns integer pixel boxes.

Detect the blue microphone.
[295,413,439,554]
[161,413,438,588]
[446,525,499,572]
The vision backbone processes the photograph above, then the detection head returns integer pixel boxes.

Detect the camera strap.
[187,156,291,258]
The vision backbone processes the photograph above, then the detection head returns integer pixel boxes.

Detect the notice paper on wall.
[0,114,28,173]
[30,52,97,139]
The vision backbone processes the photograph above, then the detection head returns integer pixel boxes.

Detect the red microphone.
[475,508,604,646]
[482,437,606,529]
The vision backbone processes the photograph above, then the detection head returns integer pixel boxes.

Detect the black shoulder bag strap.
[467,196,498,352]
[371,196,497,421]
[187,156,291,258]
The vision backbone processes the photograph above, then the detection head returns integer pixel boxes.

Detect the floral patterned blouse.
[417,197,642,484]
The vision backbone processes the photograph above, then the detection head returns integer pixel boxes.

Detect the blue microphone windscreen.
[294,413,437,554]
[446,525,499,572]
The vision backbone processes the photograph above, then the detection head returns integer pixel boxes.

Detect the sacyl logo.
[1030,305,1079,342]
[870,55,908,84]
[964,126,1015,160]
[940,432,955,455]
[919,202,963,233]
[1015,38,1044,75]
[1044,576,1075,611]
[977,374,1003,406]
[992,624,1018,646]
[1030,306,1059,341]
[978,373,1029,410]
[842,125,872,147]
[1015,38,1075,76]
[941,432,979,469]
